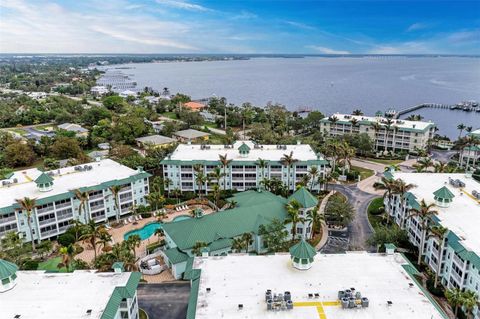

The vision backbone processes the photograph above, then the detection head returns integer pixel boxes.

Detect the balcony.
[0,215,16,224]
[89,193,104,201]
[57,212,74,221]
[55,202,72,210]
[41,228,58,238]
[37,207,54,215]
[39,218,56,226]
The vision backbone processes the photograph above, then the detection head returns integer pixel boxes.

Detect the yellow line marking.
[293,300,340,319]
[462,190,480,204]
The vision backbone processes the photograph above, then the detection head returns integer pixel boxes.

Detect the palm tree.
[417,157,433,172]
[172,188,181,204]
[146,192,165,213]
[395,179,416,228]
[208,166,224,188]
[428,225,449,288]
[457,123,466,139]
[445,288,463,318]
[15,197,37,251]
[109,185,122,222]
[218,154,232,191]
[98,231,113,253]
[352,109,363,116]
[211,184,221,209]
[162,177,172,197]
[306,204,324,238]
[194,167,207,198]
[285,199,304,243]
[73,189,90,223]
[338,142,355,175]
[241,232,253,253]
[280,151,298,193]
[373,177,398,224]
[58,244,76,272]
[241,103,254,140]
[349,118,359,133]
[308,166,319,190]
[328,115,338,125]
[434,161,448,173]
[192,241,208,256]
[80,220,107,261]
[461,290,478,319]
[256,158,268,182]
[231,237,244,253]
[126,234,141,260]
[408,199,438,265]
[370,122,381,151]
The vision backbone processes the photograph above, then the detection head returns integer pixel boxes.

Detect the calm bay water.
[110,57,480,138]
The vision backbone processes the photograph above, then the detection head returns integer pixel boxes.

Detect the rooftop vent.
[86,309,92,315]
[14,316,21,319]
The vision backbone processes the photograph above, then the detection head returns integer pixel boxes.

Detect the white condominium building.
[460,128,480,168]
[320,113,436,153]
[1,260,141,319]
[161,141,329,193]
[0,159,151,242]
[384,171,480,303]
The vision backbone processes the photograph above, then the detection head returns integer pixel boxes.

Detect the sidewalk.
[315,190,335,251]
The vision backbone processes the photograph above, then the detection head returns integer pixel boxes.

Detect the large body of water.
[109,57,480,138]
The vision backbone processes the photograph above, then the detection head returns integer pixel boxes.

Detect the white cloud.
[284,20,316,30]
[306,45,350,54]
[155,0,211,12]
[231,10,257,20]
[369,41,431,54]
[406,22,428,32]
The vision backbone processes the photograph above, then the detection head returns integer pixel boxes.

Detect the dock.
[393,101,479,119]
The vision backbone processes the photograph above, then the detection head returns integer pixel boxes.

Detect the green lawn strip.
[160,112,178,120]
[351,165,374,180]
[367,197,385,230]
[37,256,68,273]
[367,158,403,165]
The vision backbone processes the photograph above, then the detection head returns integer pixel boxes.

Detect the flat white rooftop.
[2,270,132,319]
[393,172,480,254]
[0,159,139,208]
[193,253,445,319]
[325,113,434,131]
[169,141,322,162]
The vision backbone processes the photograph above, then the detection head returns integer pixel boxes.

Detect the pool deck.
[75,205,213,283]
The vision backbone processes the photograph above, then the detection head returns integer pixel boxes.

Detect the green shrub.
[21,258,39,270]
[426,277,444,297]
[57,233,76,247]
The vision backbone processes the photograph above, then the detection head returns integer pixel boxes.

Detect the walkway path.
[315,191,334,251]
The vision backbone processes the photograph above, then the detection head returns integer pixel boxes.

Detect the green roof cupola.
[433,186,454,208]
[112,262,124,273]
[238,143,251,158]
[288,187,318,209]
[0,259,18,292]
[35,172,53,192]
[289,239,316,270]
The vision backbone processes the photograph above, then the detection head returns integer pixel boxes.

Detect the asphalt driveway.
[137,282,190,319]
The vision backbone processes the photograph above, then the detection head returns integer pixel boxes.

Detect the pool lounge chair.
[128,216,134,223]
[138,215,143,220]
[123,219,128,225]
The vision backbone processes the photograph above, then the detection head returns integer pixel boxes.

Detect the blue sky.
[0,0,479,54]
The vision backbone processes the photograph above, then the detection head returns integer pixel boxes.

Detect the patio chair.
[123,220,128,225]
[185,205,189,209]
[183,205,187,210]
[139,215,143,220]
[128,216,134,223]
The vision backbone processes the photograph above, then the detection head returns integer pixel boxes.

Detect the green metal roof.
[162,190,287,251]
[35,172,53,185]
[0,259,18,280]
[384,243,397,250]
[208,238,232,251]
[164,247,189,264]
[101,272,141,319]
[238,143,251,153]
[289,239,316,260]
[186,274,201,319]
[433,186,455,200]
[288,187,318,208]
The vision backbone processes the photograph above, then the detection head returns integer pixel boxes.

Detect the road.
[430,149,456,162]
[321,183,378,253]
[137,282,190,319]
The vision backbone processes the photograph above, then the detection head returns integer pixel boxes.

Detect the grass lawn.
[351,165,374,180]
[139,309,148,319]
[367,158,403,165]
[37,256,68,273]
[160,112,178,120]
[367,197,385,230]
[7,128,27,136]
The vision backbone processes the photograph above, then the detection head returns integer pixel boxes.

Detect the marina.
[393,101,480,118]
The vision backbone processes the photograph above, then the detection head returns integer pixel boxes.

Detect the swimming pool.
[124,216,192,240]
[124,222,162,241]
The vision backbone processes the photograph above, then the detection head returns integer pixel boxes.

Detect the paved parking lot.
[137,282,190,319]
